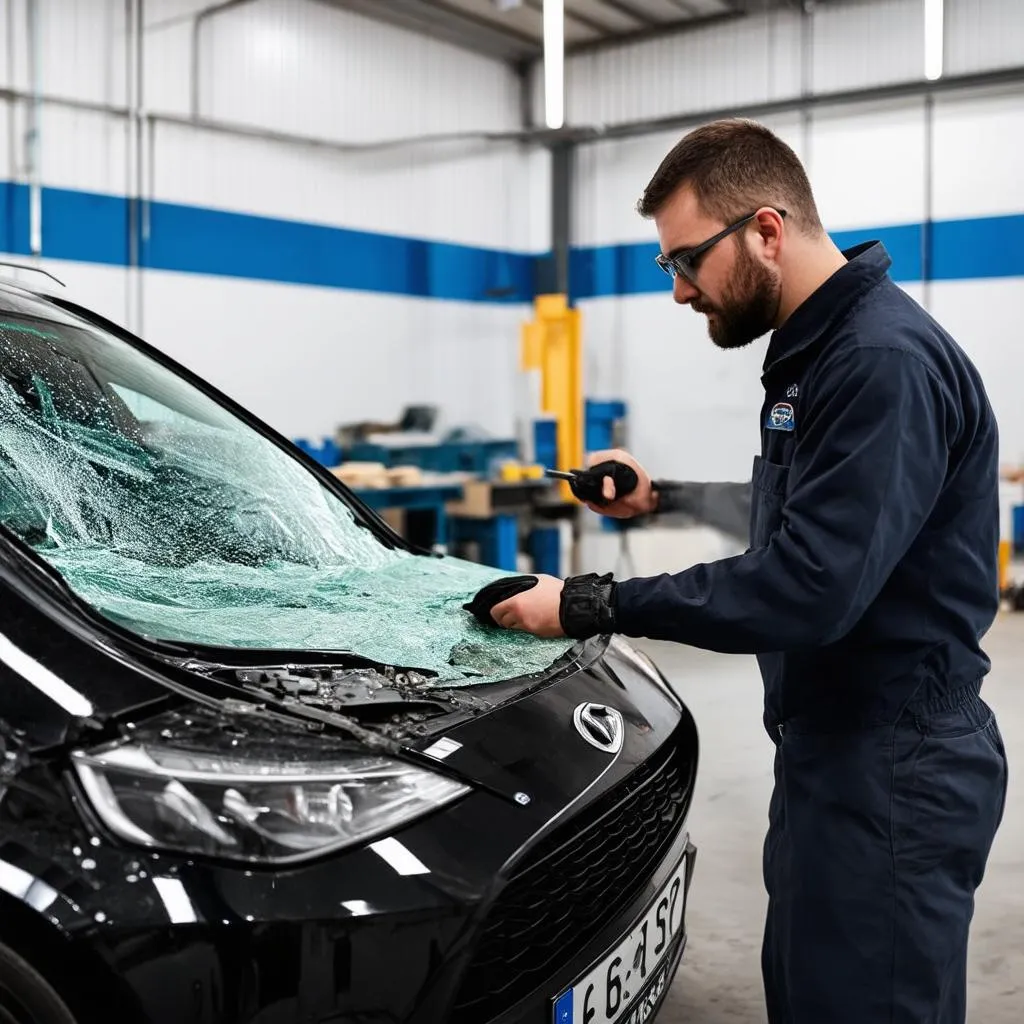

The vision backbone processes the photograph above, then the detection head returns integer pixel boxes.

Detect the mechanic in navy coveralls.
[485,119,1009,1023]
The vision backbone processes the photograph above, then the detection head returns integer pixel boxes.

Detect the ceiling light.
[924,0,943,81]
[544,0,564,130]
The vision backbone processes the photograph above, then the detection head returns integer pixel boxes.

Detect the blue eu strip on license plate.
[554,990,574,1024]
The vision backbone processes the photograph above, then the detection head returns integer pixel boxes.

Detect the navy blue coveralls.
[613,242,1009,1023]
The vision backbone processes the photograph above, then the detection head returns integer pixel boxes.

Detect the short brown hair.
[637,118,823,235]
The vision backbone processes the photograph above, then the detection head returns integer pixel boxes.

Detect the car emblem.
[573,702,624,754]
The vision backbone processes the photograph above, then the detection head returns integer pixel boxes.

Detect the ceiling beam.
[565,9,743,55]
[665,0,702,15]
[522,0,617,36]
[594,0,659,26]
[323,0,540,61]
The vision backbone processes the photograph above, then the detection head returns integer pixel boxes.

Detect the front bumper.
[72,825,696,1024]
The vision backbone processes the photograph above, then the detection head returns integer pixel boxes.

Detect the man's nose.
[673,275,700,305]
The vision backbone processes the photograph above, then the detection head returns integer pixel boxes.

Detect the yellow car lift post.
[521,293,584,504]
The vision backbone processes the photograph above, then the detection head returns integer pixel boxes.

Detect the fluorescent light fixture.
[924,0,943,81]
[544,0,564,130]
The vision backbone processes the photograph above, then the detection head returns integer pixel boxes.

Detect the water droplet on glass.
[126,874,138,883]
[81,858,96,870]
[89,837,101,847]
[94,911,107,923]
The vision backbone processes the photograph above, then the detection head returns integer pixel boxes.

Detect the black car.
[0,274,698,1024]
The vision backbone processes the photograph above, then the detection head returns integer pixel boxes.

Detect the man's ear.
[753,208,785,261]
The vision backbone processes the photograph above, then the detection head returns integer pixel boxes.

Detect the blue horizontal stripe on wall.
[0,181,536,304]
[0,180,1019,302]
[569,214,1024,300]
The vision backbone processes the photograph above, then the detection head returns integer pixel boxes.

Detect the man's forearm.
[652,480,752,541]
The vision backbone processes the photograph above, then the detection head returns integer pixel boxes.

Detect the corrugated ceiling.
[326,0,807,63]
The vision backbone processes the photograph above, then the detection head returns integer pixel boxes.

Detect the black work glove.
[463,575,539,626]
[463,572,617,639]
[567,461,640,506]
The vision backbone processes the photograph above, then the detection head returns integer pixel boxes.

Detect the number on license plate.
[553,853,688,1024]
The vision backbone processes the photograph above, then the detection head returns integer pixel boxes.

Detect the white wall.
[558,0,1024,489]
[0,0,546,443]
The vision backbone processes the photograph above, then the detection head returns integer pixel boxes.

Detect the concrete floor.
[641,613,1024,1023]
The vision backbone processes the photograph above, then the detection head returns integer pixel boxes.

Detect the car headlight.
[71,742,470,864]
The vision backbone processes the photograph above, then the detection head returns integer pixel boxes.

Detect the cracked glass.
[0,299,574,684]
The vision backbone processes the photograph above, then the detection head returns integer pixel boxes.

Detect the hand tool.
[544,460,640,506]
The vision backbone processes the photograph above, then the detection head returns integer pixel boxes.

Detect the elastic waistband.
[769,679,985,736]
[904,678,983,716]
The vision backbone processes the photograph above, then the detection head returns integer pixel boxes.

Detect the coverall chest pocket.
[750,455,789,549]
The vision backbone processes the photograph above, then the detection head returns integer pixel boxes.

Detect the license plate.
[552,850,689,1024]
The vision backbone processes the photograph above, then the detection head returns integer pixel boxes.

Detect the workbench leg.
[450,515,520,571]
[486,515,519,571]
[530,525,562,577]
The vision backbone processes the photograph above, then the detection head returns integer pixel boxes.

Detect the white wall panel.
[539,10,803,128]
[811,0,924,94]
[929,279,1024,464]
[151,122,538,251]
[32,106,129,196]
[807,99,926,230]
[932,87,1024,221]
[135,270,525,443]
[199,0,521,140]
[946,0,1024,76]
[10,0,129,104]
[142,15,193,117]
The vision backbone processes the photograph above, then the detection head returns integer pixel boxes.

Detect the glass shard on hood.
[0,308,575,685]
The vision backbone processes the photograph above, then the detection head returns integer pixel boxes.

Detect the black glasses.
[655,208,787,286]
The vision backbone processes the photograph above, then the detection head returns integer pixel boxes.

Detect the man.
[484,119,1008,1023]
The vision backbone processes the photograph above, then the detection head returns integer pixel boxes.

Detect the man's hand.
[489,575,565,637]
[584,449,658,519]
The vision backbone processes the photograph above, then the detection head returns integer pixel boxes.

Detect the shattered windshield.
[0,298,574,684]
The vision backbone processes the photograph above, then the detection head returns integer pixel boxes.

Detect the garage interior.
[0,0,1021,1021]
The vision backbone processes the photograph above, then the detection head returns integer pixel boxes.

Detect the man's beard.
[696,244,781,350]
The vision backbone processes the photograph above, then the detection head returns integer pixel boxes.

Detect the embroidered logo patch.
[786,383,799,398]
[767,402,795,432]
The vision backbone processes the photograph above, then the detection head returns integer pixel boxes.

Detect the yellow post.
[522,294,583,502]
[999,538,1011,600]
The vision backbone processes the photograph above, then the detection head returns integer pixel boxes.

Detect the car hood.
[0,550,689,817]
[0,545,596,755]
